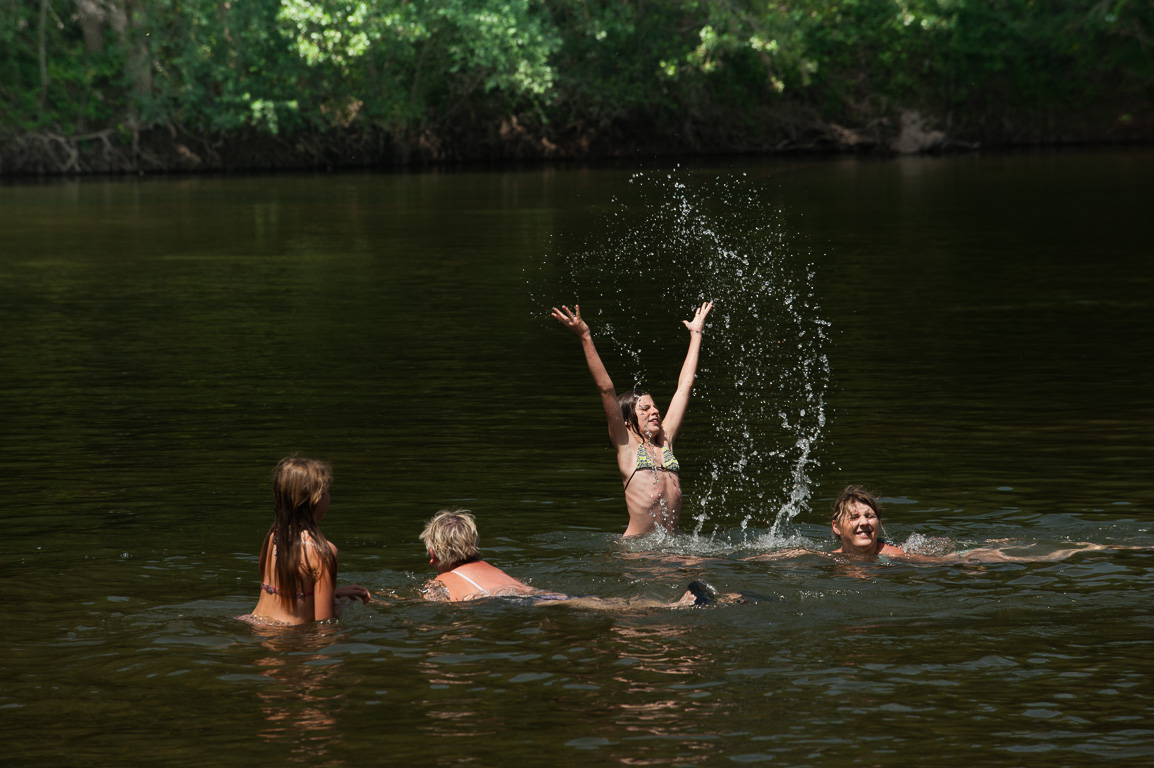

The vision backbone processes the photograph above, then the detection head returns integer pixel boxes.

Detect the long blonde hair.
[259,457,337,606]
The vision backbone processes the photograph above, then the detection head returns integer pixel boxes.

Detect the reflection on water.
[249,624,352,766]
[606,622,733,752]
[3,151,1154,766]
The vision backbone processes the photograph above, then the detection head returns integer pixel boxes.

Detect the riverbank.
[3,103,1149,176]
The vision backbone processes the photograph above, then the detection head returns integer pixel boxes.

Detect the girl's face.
[313,491,331,522]
[634,395,662,438]
[832,500,880,553]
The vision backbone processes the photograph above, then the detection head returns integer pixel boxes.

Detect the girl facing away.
[420,508,539,601]
[245,457,371,625]
[419,508,722,607]
[552,301,713,537]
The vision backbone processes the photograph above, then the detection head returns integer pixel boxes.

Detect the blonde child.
[420,508,719,607]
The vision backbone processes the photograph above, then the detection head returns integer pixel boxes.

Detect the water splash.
[534,168,830,541]
[902,533,957,557]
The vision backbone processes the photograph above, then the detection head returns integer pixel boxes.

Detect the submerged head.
[273,456,332,525]
[830,485,885,554]
[420,508,482,572]
[618,388,662,440]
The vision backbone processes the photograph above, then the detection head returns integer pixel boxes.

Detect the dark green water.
[3,151,1152,766]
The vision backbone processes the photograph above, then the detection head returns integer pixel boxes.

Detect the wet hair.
[830,485,886,541]
[420,508,482,571]
[616,388,650,438]
[259,456,337,607]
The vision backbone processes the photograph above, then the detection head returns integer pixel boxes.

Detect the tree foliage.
[1,0,1150,161]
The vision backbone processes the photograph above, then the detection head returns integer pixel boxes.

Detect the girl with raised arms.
[245,457,370,625]
[552,301,713,537]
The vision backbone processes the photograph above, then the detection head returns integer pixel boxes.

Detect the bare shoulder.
[422,578,451,602]
[615,438,639,470]
[300,533,337,566]
[481,562,531,588]
[879,543,907,557]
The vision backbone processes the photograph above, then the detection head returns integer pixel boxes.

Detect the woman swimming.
[419,508,719,607]
[743,486,1139,566]
[420,508,541,601]
[828,485,907,560]
[246,457,371,625]
[827,485,1115,564]
[552,301,713,536]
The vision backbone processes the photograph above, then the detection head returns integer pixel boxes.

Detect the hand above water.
[682,300,714,335]
[551,304,590,336]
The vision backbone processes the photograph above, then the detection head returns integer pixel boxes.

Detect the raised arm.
[661,300,713,442]
[551,304,630,447]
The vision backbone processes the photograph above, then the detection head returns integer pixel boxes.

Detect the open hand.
[551,304,589,336]
[682,300,714,334]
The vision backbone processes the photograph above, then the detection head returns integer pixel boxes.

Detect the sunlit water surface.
[3,150,1153,765]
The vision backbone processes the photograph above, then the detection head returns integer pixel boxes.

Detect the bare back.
[432,560,536,602]
[250,534,337,624]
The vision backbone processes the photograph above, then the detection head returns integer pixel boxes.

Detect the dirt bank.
[3,104,1149,175]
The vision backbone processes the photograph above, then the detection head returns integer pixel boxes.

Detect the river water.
[3,150,1152,766]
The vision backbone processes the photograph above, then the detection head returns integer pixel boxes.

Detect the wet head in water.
[830,485,902,559]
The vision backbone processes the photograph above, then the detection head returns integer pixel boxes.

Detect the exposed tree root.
[2,104,1148,176]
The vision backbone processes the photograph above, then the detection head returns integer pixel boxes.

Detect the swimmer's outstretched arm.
[949,542,1112,564]
[538,585,732,611]
[742,547,819,562]
[335,585,372,603]
[552,304,630,447]
[331,584,371,617]
[662,301,713,442]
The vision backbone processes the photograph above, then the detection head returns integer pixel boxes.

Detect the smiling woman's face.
[832,500,881,553]
[633,395,662,438]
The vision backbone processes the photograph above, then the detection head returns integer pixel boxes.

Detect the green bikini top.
[625,442,680,489]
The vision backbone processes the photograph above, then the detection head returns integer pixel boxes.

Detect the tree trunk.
[37,0,48,111]
[75,0,107,54]
[109,0,152,122]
